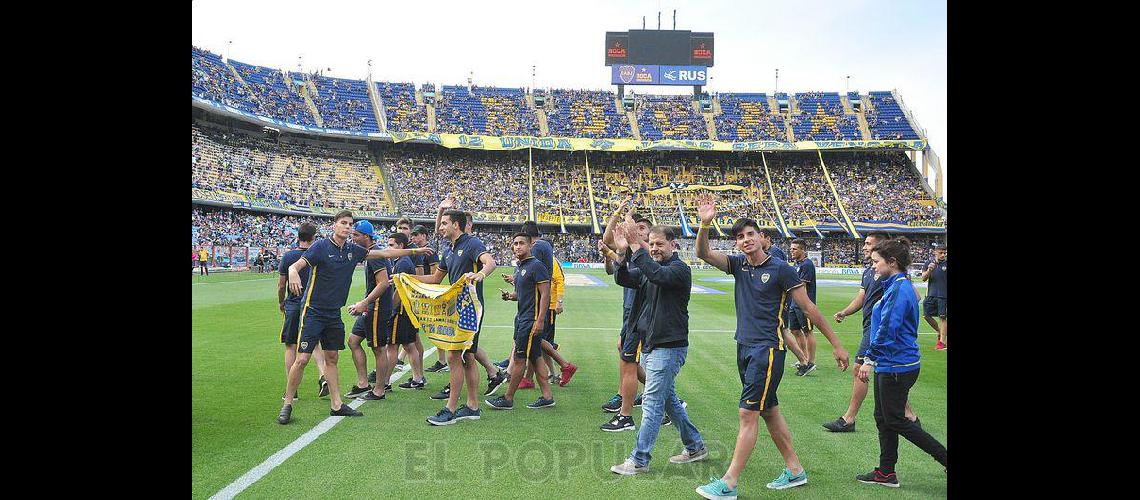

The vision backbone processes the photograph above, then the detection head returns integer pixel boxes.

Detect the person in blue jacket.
[856,237,947,488]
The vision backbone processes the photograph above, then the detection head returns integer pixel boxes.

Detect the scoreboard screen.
[604,30,714,67]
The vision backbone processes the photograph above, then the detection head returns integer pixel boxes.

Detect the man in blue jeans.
[608,222,707,475]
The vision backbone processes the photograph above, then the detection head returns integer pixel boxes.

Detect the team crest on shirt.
[347,252,352,259]
[457,249,463,256]
[761,273,770,283]
[942,266,946,271]
[521,269,527,276]
[300,341,308,350]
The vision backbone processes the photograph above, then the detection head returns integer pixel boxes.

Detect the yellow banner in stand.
[388,131,924,152]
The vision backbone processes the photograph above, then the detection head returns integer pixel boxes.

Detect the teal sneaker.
[696,477,737,500]
[766,467,808,490]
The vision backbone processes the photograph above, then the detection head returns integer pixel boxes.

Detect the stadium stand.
[546,89,632,138]
[376,81,429,133]
[634,94,708,140]
[227,59,318,126]
[435,85,539,136]
[310,74,380,132]
[790,91,861,141]
[866,91,920,140]
[714,93,787,141]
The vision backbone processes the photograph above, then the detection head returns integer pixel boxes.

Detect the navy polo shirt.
[513,256,551,325]
[359,244,393,319]
[793,257,817,304]
[860,266,886,330]
[438,233,489,303]
[767,244,786,261]
[299,237,368,310]
[278,248,310,311]
[727,254,803,348]
[532,239,554,273]
[391,255,416,315]
[927,258,947,298]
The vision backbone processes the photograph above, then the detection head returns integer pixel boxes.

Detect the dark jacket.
[615,248,691,352]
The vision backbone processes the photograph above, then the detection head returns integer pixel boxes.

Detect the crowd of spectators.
[379,143,529,216]
[546,89,632,138]
[227,59,318,127]
[193,47,260,113]
[825,152,942,224]
[192,205,329,249]
[635,94,709,140]
[192,124,392,212]
[865,91,921,140]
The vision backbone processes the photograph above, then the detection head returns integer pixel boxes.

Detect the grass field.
[192,267,947,499]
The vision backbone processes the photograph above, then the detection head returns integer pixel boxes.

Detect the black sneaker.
[318,378,330,398]
[385,384,393,392]
[330,404,363,417]
[602,394,622,413]
[823,416,856,432]
[399,378,426,390]
[856,468,900,487]
[601,414,635,432]
[427,406,457,426]
[662,413,672,426]
[484,372,507,396]
[527,397,555,409]
[797,363,817,377]
[425,361,447,373]
[455,405,481,421]
[633,393,643,407]
[282,392,299,403]
[430,384,451,400]
[359,391,386,401]
[367,370,377,384]
[345,384,373,399]
[318,375,326,391]
[277,405,293,425]
[486,396,514,410]
[396,358,406,367]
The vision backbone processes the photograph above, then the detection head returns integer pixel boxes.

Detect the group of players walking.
[269,192,947,498]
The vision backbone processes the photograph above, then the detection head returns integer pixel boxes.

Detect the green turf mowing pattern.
[193,267,946,499]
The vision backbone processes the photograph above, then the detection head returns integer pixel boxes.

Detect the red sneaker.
[559,363,578,387]
[934,341,946,350]
[518,378,535,389]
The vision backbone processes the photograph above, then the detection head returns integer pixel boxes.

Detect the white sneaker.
[610,459,648,475]
[669,447,709,464]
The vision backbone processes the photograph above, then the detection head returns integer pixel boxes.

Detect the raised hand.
[697,193,718,225]
[438,193,456,211]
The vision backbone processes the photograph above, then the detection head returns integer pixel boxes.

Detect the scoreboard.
[605,30,714,67]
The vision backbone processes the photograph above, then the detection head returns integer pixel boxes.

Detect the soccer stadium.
[193,2,947,498]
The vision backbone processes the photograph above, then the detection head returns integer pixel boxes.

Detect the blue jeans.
[630,346,704,467]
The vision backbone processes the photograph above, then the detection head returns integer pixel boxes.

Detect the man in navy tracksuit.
[856,238,947,488]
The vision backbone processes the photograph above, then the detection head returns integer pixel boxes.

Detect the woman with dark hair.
[856,237,947,488]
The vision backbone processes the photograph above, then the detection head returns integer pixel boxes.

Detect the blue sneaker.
[455,405,481,421]
[766,468,808,490]
[696,477,737,500]
[427,407,458,426]
[495,358,510,369]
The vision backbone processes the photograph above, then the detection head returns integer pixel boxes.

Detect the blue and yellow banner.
[393,274,483,352]
[388,131,924,153]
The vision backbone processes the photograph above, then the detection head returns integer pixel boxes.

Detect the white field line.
[192,277,279,285]
[209,346,437,500]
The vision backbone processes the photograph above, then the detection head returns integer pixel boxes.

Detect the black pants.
[874,368,947,472]
[200,263,209,275]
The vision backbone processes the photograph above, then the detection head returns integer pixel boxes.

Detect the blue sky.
[193,0,946,198]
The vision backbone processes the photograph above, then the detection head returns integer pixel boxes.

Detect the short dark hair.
[790,238,807,250]
[396,217,413,228]
[866,231,890,243]
[411,224,430,236]
[649,225,675,241]
[441,209,467,228]
[297,222,318,242]
[873,236,912,269]
[758,228,779,239]
[731,217,761,238]
[333,210,354,222]
[388,232,409,248]
[631,212,650,224]
[511,232,532,241]
[521,221,541,237]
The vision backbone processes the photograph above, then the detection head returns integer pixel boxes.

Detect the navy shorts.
[855,327,871,365]
[350,308,395,348]
[542,311,557,344]
[513,320,543,362]
[781,305,792,331]
[297,307,345,353]
[280,308,302,345]
[737,344,785,412]
[787,305,813,332]
[923,296,947,318]
[391,312,418,346]
[619,329,643,364]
